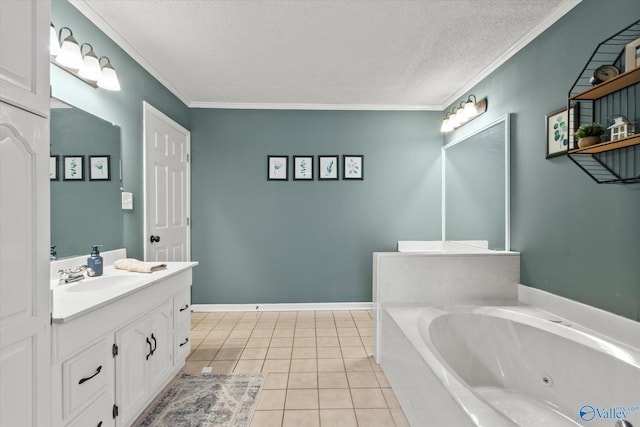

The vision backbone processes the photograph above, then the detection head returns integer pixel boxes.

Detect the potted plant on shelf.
[574,123,605,148]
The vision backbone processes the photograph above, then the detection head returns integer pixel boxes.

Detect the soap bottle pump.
[87,245,103,276]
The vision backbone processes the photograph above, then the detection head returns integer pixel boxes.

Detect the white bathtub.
[379,305,640,427]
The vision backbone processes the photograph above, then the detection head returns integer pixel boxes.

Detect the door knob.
[150,235,160,243]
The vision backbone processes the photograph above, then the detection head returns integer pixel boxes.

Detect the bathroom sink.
[65,275,142,292]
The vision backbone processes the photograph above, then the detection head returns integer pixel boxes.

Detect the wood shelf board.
[569,134,640,154]
[570,67,640,100]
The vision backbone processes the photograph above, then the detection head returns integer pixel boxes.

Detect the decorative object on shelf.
[50,23,121,91]
[607,116,635,141]
[293,155,314,180]
[267,155,288,180]
[343,155,364,180]
[50,155,59,181]
[574,123,605,149]
[590,65,620,85]
[318,155,339,180]
[625,38,640,72]
[546,105,578,158]
[63,155,84,181]
[89,155,111,181]
[440,95,488,133]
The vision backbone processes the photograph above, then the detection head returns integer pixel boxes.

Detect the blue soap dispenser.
[87,245,103,276]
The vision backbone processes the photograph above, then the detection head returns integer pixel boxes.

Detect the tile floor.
[185,310,410,427]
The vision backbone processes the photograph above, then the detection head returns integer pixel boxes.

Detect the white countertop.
[52,262,198,323]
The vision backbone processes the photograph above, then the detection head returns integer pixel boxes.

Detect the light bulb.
[97,57,121,91]
[55,28,82,69]
[78,44,102,81]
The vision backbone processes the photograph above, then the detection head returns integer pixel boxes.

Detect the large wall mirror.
[442,114,510,251]
[50,98,123,259]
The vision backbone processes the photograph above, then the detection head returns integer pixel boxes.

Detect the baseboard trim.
[192,302,373,312]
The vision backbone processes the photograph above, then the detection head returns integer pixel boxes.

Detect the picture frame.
[63,155,84,181]
[343,155,364,180]
[267,155,289,180]
[293,155,314,180]
[89,155,111,181]
[625,38,640,72]
[318,155,339,180]
[50,155,59,181]
[545,104,578,159]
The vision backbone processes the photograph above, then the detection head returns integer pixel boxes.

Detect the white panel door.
[0,0,49,117]
[0,103,50,426]
[143,102,190,262]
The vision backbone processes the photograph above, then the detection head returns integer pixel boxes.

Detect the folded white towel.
[114,258,167,273]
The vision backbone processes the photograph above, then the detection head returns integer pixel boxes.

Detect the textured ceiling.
[70,0,579,109]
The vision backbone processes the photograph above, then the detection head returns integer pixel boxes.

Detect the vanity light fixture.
[49,24,60,56]
[50,23,121,91]
[77,43,102,82]
[97,57,121,91]
[55,27,83,70]
[441,95,487,133]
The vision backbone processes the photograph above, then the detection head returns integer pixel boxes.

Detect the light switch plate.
[122,192,133,210]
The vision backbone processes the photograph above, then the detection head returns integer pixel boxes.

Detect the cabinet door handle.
[179,304,189,312]
[150,333,157,355]
[78,365,102,385]
[179,337,189,347]
[146,337,152,360]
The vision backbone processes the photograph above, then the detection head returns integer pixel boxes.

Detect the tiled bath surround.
[187,310,409,427]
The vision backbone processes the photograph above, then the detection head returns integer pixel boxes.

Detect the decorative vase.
[577,135,601,149]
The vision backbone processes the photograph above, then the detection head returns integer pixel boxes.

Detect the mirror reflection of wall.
[443,115,510,251]
[50,98,123,259]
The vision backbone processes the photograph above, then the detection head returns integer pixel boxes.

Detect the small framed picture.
[89,155,111,181]
[293,155,314,180]
[268,155,289,180]
[318,155,339,180]
[343,155,364,180]
[625,38,640,72]
[63,155,84,181]
[50,155,59,181]
[545,104,578,159]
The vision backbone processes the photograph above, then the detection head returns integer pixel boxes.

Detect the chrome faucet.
[58,265,95,284]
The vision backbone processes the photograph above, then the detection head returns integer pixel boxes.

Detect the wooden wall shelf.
[569,134,640,154]
[570,67,640,100]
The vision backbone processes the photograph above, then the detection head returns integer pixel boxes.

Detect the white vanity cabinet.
[51,264,196,427]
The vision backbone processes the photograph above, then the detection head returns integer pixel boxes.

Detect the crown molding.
[189,101,442,111]
[69,0,191,106]
[442,0,582,109]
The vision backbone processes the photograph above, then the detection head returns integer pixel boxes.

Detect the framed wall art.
[268,155,289,180]
[89,155,111,181]
[318,155,339,180]
[50,155,59,181]
[545,104,578,158]
[293,155,314,180]
[63,155,84,181]
[343,155,363,180]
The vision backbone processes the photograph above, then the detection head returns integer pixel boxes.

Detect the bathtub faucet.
[616,420,633,427]
[58,265,95,284]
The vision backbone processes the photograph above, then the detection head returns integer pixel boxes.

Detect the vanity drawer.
[65,393,113,427]
[62,338,110,419]
[173,287,191,328]
[174,322,191,362]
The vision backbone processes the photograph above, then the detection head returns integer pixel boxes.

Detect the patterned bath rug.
[132,373,265,427]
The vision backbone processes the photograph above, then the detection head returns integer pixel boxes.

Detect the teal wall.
[51,0,639,319]
[189,109,442,304]
[444,0,640,320]
[51,0,190,259]
[51,107,122,257]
